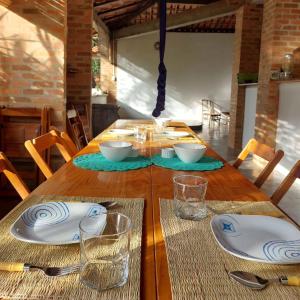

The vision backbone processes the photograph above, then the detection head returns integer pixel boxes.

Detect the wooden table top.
[7,119,271,300]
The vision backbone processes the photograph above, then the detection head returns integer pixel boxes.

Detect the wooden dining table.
[3,119,272,300]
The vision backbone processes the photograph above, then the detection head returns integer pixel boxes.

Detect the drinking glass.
[173,175,208,221]
[134,126,147,143]
[79,213,131,291]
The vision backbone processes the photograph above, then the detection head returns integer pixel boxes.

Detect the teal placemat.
[151,154,224,171]
[73,153,152,171]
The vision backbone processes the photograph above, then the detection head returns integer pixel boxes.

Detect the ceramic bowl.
[161,148,175,159]
[173,143,207,163]
[100,141,133,162]
[154,118,170,127]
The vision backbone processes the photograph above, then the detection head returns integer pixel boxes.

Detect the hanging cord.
[152,0,167,117]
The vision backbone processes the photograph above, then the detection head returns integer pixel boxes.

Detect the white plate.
[211,214,300,264]
[163,131,190,138]
[10,202,107,245]
[108,129,134,136]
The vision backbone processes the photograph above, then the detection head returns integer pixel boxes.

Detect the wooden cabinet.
[92,104,120,137]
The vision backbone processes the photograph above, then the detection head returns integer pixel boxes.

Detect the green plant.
[92,58,100,76]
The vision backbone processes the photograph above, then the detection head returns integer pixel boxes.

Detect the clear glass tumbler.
[79,213,131,291]
[134,126,147,143]
[173,175,208,221]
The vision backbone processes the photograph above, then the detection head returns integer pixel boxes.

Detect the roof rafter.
[93,0,119,7]
[109,0,158,29]
[97,1,140,15]
[113,0,240,39]
[166,0,217,3]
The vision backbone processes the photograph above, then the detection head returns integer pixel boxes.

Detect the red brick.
[12,65,32,71]
[23,89,44,95]
[32,81,54,88]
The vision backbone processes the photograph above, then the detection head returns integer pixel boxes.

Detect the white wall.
[276,82,300,173]
[116,32,234,121]
[242,85,258,147]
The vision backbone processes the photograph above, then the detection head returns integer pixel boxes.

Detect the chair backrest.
[71,103,91,140]
[25,130,78,179]
[233,138,284,188]
[271,160,300,205]
[67,109,88,150]
[0,152,30,200]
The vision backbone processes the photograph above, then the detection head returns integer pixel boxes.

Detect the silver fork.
[0,262,81,277]
[24,263,81,277]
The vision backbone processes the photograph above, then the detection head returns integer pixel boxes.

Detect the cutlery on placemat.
[80,201,118,209]
[207,205,283,218]
[100,201,119,209]
[0,262,80,277]
[229,271,300,290]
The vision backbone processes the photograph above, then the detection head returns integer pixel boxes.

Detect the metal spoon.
[80,201,119,209]
[229,271,300,290]
[98,201,119,209]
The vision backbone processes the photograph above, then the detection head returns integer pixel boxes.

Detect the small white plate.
[10,202,107,245]
[108,129,134,136]
[211,214,300,264]
[163,131,190,138]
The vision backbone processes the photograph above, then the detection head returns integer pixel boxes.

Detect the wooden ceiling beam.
[93,0,119,7]
[93,10,110,36]
[97,1,140,16]
[113,0,241,39]
[166,0,217,4]
[109,0,157,29]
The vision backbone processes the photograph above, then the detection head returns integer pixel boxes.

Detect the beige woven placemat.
[0,195,144,300]
[160,199,300,300]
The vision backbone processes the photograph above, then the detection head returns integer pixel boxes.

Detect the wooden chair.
[271,160,300,205]
[0,152,30,200]
[25,130,78,179]
[71,103,91,140]
[0,107,51,187]
[67,109,88,150]
[233,138,284,188]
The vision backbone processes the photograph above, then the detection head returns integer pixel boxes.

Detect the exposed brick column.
[66,0,93,106]
[255,0,300,147]
[228,3,263,149]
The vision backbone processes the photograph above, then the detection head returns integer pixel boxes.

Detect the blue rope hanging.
[152,0,167,117]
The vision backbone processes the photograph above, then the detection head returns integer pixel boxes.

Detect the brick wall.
[228,3,263,149]
[0,1,65,128]
[96,22,117,104]
[66,0,93,106]
[256,0,300,147]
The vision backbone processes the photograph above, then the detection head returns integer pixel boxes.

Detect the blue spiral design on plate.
[263,239,300,261]
[21,202,70,227]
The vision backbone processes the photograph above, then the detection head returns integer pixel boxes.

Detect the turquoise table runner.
[73,153,223,172]
[151,154,223,171]
[73,153,151,171]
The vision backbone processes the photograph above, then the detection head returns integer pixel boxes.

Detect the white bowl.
[100,141,133,162]
[154,118,170,127]
[173,143,207,163]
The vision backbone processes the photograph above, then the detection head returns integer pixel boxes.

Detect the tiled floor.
[198,121,300,225]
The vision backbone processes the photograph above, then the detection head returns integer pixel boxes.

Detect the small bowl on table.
[100,141,133,162]
[154,118,170,128]
[173,143,207,163]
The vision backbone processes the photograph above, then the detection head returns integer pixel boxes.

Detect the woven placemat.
[151,154,223,171]
[160,199,300,300]
[0,195,144,300]
[73,153,151,171]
